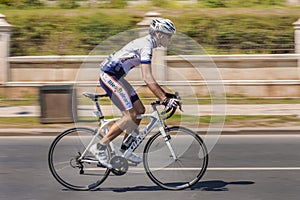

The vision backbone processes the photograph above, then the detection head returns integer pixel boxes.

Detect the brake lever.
[174,92,183,112]
[178,102,183,112]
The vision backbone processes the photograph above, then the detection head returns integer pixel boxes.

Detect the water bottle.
[121,130,138,152]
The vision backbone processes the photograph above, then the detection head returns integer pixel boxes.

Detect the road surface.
[1,134,300,200]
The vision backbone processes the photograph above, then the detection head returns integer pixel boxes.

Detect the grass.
[1,97,300,107]
[166,114,300,128]
[0,99,38,106]
[0,0,291,10]
[170,114,300,123]
[0,117,41,128]
[0,117,39,124]
[216,98,300,105]
[0,7,299,56]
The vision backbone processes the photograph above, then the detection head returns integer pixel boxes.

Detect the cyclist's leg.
[90,73,138,166]
[120,77,145,138]
[99,73,144,163]
[131,99,145,130]
[100,109,138,144]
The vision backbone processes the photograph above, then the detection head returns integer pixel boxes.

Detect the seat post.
[95,100,104,120]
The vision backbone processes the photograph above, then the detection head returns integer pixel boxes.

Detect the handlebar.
[151,92,183,120]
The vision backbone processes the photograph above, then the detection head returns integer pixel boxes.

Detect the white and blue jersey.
[99,34,157,111]
[100,35,156,79]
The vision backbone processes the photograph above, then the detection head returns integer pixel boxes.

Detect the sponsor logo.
[107,79,131,107]
[129,119,157,151]
[118,90,131,107]
[120,55,136,64]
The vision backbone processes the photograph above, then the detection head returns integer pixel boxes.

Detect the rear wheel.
[48,127,111,190]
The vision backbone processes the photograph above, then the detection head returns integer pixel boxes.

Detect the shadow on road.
[87,180,255,192]
[191,180,255,191]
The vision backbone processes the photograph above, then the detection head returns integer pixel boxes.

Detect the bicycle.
[48,92,208,191]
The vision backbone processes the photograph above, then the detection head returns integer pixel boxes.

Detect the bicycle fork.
[135,111,178,161]
[160,128,177,161]
[157,123,178,161]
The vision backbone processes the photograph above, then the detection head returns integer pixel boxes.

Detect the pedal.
[96,162,112,169]
[128,161,138,167]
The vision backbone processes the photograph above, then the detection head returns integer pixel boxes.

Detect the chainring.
[110,156,128,176]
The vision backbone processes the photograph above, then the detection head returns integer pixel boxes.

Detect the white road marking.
[208,167,300,171]
[82,167,300,171]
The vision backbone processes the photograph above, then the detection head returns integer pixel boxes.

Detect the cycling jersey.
[100,35,157,79]
[99,34,157,111]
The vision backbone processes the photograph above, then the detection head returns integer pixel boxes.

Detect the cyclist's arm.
[141,63,166,101]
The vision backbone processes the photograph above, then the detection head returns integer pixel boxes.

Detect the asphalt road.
[1,134,300,200]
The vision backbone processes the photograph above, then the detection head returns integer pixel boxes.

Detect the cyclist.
[90,18,180,168]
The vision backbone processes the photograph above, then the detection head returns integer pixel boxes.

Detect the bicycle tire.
[48,127,111,191]
[143,126,208,190]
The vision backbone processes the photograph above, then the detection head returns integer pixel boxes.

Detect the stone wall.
[4,54,300,98]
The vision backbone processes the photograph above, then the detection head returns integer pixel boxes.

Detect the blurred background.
[2,2,300,199]
[0,0,300,128]
[1,0,298,56]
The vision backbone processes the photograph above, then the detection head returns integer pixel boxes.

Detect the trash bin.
[39,85,77,123]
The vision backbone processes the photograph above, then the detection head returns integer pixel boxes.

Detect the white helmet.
[149,18,176,35]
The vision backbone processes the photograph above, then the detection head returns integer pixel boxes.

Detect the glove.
[162,97,179,108]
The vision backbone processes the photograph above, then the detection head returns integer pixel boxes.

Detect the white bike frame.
[78,104,177,166]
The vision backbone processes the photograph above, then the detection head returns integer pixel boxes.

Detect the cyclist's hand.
[162,97,180,108]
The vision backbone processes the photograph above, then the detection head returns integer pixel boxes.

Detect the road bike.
[48,92,208,190]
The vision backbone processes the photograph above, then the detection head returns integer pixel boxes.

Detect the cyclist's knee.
[123,109,138,122]
[137,105,145,115]
[133,100,145,115]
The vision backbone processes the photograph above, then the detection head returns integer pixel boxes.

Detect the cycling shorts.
[99,72,139,111]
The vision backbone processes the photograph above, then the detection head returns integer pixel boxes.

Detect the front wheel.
[48,127,111,190]
[143,126,208,190]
